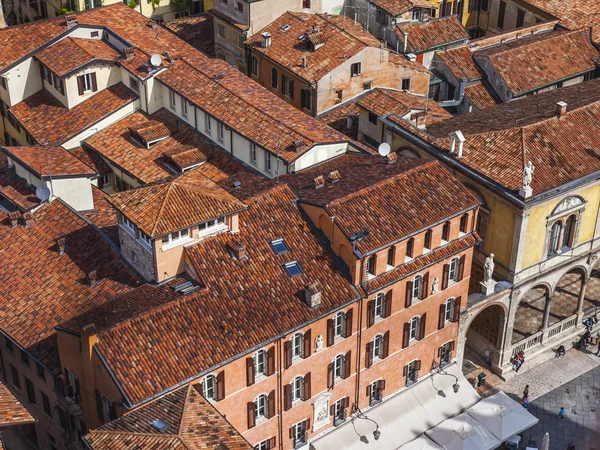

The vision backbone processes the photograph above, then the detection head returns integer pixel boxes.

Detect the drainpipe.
[403,31,408,54]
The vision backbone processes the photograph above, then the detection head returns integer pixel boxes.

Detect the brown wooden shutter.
[327,363,334,389]
[305,418,311,431]
[449,341,455,352]
[442,264,449,289]
[367,383,371,398]
[342,351,351,379]
[284,341,292,369]
[415,360,421,372]
[438,346,443,358]
[267,347,275,376]
[284,384,292,411]
[91,72,98,92]
[438,303,446,330]
[367,300,374,327]
[59,78,64,95]
[303,373,311,400]
[452,296,462,322]
[405,281,413,308]
[246,357,255,386]
[403,365,408,377]
[419,313,427,340]
[247,402,256,429]
[383,289,393,318]
[344,309,353,338]
[109,402,118,421]
[268,437,276,449]
[330,403,336,416]
[216,370,225,401]
[77,75,84,95]
[327,319,334,347]
[457,255,466,281]
[422,272,429,299]
[365,342,373,368]
[303,329,311,358]
[95,390,103,421]
[267,390,275,418]
[379,379,386,391]
[402,322,410,348]
[289,426,295,439]
[382,330,390,359]
[39,64,44,81]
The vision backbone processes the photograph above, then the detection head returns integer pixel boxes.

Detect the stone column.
[575,279,587,326]
[541,294,552,330]
[508,210,531,284]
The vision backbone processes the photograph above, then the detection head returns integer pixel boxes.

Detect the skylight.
[284,261,303,277]
[271,238,289,255]
[150,419,169,432]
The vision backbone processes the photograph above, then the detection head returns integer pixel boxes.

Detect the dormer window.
[284,261,303,277]
[77,73,97,95]
[138,230,153,249]
[271,238,289,254]
[121,215,136,234]
[198,217,226,236]
[161,228,190,249]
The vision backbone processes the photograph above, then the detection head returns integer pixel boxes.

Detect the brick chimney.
[313,175,325,189]
[305,281,322,308]
[556,101,567,118]
[122,47,135,60]
[293,139,306,152]
[261,32,272,48]
[8,211,20,228]
[328,170,341,183]
[228,240,247,260]
[21,212,33,228]
[87,270,98,287]
[64,14,77,29]
[56,237,66,255]
[386,152,398,165]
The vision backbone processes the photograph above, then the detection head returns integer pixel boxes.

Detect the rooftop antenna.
[378,143,391,156]
[150,54,162,68]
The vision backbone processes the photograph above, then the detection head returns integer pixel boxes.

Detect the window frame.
[334,312,345,337]
[82,73,93,92]
[10,364,20,390]
[291,375,303,402]
[409,316,419,340]
[350,62,362,77]
[291,333,303,358]
[271,68,279,89]
[448,257,458,282]
[412,275,422,300]
[373,292,384,318]
[255,393,267,418]
[368,112,377,125]
[372,334,383,360]
[254,350,266,376]
[250,143,258,163]
[333,354,344,379]
[265,152,272,172]
[406,360,418,385]
[202,374,216,400]
[444,298,454,323]
[401,78,411,91]
[250,56,258,76]
[234,0,243,12]
[170,90,177,108]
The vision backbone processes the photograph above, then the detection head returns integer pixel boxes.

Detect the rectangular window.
[205,114,212,133]
[41,391,51,416]
[182,98,188,116]
[5,338,13,352]
[270,238,288,254]
[25,377,36,404]
[217,24,225,37]
[250,143,258,163]
[265,152,272,172]
[293,420,308,447]
[333,354,343,378]
[37,362,45,380]
[300,89,312,111]
[170,90,177,108]
[121,215,136,233]
[0,76,6,90]
[21,349,29,367]
[516,9,525,27]
[350,62,361,77]
[369,380,382,405]
[401,78,411,91]
[334,398,347,424]
[406,360,418,385]
[82,73,93,92]
[497,1,506,29]
[218,122,225,141]
[284,261,303,277]
[291,334,302,357]
[334,312,345,336]
[10,365,20,389]
[291,377,302,401]
[138,231,153,248]
[368,112,377,125]
[162,228,191,246]
[101,174,111,187]
[250,56,258,76]
[282,74,294,98]
[129,76,139,92]
[235,0,243,12]
[363,81,372,90]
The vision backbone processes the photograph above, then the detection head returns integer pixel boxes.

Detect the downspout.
[277,338,284,450]
[354,258,366,411]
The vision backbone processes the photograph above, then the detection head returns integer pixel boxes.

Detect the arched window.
[424,229,432,250]
[406,237,414,258]
[412,275,422,300]
[374,292,385,318]
[249,55,258,76]
[334,311,345,336]
[271,68,278,89]
[201,374,216,399]
[333,354,344,378]
[409,316,420,340]
[291,376,303,401]
[460,213,469,233]
[254,350,266,376]
[255,393,268,418]
[442,221,450,242]
[564,215,577,248]
[372,334,383,360]
[387,246,395,267]
[549,222,562,255]
[448,257,458,282]
[291,333,303,358]
[367,255,376,276]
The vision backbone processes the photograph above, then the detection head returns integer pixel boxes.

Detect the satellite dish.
[36,186,51,202]
[378,143,391,156]
[150,54,162,68]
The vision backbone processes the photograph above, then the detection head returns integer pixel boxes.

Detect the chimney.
[293,139,307,152]
[88,270,98,287]
[302,56,307,68]
[312,25,319,34]
[304,281,323,308]
[449,130,465,158]
[64,14,77,29]
[8,211,20,228]
[261,32,272,48]
[228,239,247,260]
[56,237,66,255]
[220,321,229,333]
[313,175,325,189]
[122,47,135,60]
[403,31,409,53]
[346,115,353,129]
[386,152,398,164]
[328,170,341,183]
[21,212,33,228]
[556,101,567,118]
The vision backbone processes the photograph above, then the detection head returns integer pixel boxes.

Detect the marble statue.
[483,253,495,283]
[431,277,439,294]
[522,161,535,189]
[315,334,323,352]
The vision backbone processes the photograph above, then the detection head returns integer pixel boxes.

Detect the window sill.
[291,355,303,365]
[197,224,228,239]
[386,264,394,272]
[161,236,194,251]
[138,239,153,253]
[120,223,135,237]
[404,255,413,263]
[333,335,345,345]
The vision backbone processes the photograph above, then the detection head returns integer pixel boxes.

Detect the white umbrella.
[541,432,549,450]
[425,412,501,450]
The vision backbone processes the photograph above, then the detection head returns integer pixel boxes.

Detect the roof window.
[150,419,169,432]
[271,238,289,254]
[284,261,303,277]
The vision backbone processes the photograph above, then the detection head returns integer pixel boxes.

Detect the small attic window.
[281,24,291,32]
[150,419,169,432]
[271,238,289,254]
[284,261,303,277]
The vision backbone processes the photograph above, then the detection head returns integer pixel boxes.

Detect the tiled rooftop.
[84,383,251,449]
[165,13,215,57]
[9,83,138,146]
[370,0,413,16]
[396,16,469,53]
[95,185,358,404]
[2,146,96,179]
[107,168,248,237]
[81,186,121,244]
[0,156,40,212]
[317,101,361,139]
[208,8,249,31]
[84,109,212,184]
[35,37,119,77]
[463,82,499,110]
[0,379,35,426]
[436,46,484,81]
[71,146,111,175]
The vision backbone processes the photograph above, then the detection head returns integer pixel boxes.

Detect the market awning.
[466,391,539,442]
[399,435,444,450]
[310,364,480,450]
[425,412,502,450]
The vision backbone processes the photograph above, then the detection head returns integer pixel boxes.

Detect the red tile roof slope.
[0,199,140,372]
[71,147,111,174]
[436,46,484,81]
[463,82,499,110]
[475,30,599,96]
[2,146,96,179]
[107,168,248,237]
[370,0,413,16]
[317,101,361,139]
[396,16,469,53]
[0,379,35,426]
[81,186,120,244]
[95,185,358,404]
[0,156,39,212]
[84,384,251,450]
[9,83,138,146]
[165,14,216,57]
[208,8,249,31]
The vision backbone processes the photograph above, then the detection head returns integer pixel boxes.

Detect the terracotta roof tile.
[85,384,251,450]
[370,0,413,16]
[208,8,248,31]
[94,185,357,404]
[165,14,215,57]
[71,146,111,174]
[81,186,120,244]
[318,101,360,139]
[396,16,469,53]
[2,146,96,179]
[463,82,500,110]
[9,83,138,146]
[0,379,35,426]
[436,46,484,81]
[107,168,248,237]
[0,156,40,212]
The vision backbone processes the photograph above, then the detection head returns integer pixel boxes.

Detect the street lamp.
[431,360,461,394]
[353,406,382,441]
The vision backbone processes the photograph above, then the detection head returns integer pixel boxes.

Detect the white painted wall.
[4,58,43,107]
[64,63,122,109]
[291,142,347,172]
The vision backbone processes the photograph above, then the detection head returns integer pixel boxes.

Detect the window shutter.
[246,357,255,386]
[403,365,408,376]
[289,79,294,99]
[303,329,311,358]
[366,300,374,327]
[366,383,371,398]
[284,384,292,411]
[268,437,276,449]
[405,281,413,308]
[327,363,334,389]
[109,402,118,421]
[342,351,351,379]
[382,330,390,359]
[449,341,455,352]
[457,255,466,281]
[422,272,429,299]
[452,296,462,322]
[330,403,336,416]
[247,402,256,429]
[39,64,44,82]
[379,379,386,391]
[98,175,104,190]
[344,309,353,338]
[442,264,449,289]
[419,313,427,340]
[438,303,446,330]
[77,75,84,95]
[284,341,292,369]
[216,370,225,401]
[267,390,275,418]
[300,89,306,108]
[383,289,393,318]
[59,79,64,95]
[267,347,275,376]
[415,360,421,373]
[303,373,311,400]
[438,346,443,357]
[402,322,410,348]
[305,418,311,431]
[91,72,98,92]
[327,319,334,347]
[289,426,295,439]
[95,390,103,421]
[365,342,373,368]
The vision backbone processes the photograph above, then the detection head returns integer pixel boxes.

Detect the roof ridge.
[151,181,176,236]
[176,383,194,437]
[70,37,97,60]
[89,430,180,438]
[318,13,374,48]
[489,28,587,58]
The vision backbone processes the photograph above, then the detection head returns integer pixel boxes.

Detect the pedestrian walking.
[523,395,529,409]
[556,345,566,358]
[558,407,566,421]
[523,385,529,400]
[595,335,600,356]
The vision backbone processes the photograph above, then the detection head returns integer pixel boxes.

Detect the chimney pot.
[56,237,66,255]
[313,175,325,189]
[88,270,98,287]
[123,47,135,60]
[302,56,307,68]
[304,281,322,308]
[386,153,398,164]
[328,170,341,183]
[22,212,33,228]
[8,211,20,228]
[64,14,77,29]
[556,101,567,118]
[228,239,247,260]
[261,32,272,48]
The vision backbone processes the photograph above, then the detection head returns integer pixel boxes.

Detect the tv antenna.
[150,54,162,68]
[378,143,391,156]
